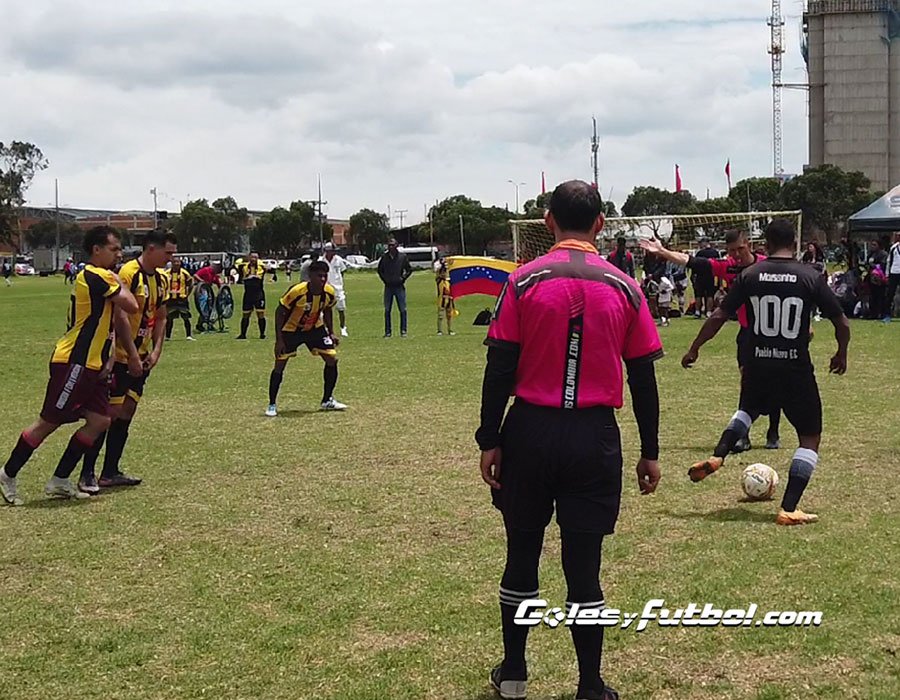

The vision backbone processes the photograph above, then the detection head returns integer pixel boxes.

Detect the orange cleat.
[688,456,723,483]
[775,509,819,526]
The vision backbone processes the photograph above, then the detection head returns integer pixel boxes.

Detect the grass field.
[0,272,898,700]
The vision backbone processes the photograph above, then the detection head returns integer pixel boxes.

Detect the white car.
[14,263,35,276]
[346,255,376,268]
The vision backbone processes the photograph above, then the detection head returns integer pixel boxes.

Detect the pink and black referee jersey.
[486,240,663,410]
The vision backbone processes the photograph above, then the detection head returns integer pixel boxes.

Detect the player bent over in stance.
[0,227,139,505]
[266,261,347,416]
[682,219,850,526]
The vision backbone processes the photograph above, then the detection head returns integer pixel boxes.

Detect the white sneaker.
[341,327,349,337]
[265,404,277,417]
[320,397,348,411]
[186,336,196,341]
[449,331,456,336]
[437,331,443,336]
[0,468,23,506]
[45,476,90,500]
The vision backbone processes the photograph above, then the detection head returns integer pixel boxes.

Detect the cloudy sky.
[2,0,809,222]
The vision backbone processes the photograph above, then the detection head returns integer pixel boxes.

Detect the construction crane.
[591,116,600,188]
[768,0,786,179]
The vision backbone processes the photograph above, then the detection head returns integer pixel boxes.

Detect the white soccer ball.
[741,463,779,501]
[543,607,566,628]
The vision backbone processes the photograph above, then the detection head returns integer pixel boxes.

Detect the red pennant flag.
[675,164,683,193]
[725,159,732,191]
[541,171,546,195]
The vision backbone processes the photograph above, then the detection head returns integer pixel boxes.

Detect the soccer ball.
[741,463,779,501]
[543,607,566,628]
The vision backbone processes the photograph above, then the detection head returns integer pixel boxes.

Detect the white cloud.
[1,0,809,221]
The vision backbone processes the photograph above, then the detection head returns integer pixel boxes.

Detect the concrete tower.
[804,0,900,190]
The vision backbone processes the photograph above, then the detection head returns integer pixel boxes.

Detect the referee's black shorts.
[740,365,822,436]
[492,399,623,535]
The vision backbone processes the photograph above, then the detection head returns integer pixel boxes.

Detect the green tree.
[429,195,509,254]
[728,177,783,213]
[175,197,249,252]
[695,196,741,215]
[348,208,390,257]
[24,220,83,251]
[621,186,698,236]
[0,141,49,252]
[252,207,302,256]
[212,196,249,246]
[521,192,553,218]
[780,165,878,242]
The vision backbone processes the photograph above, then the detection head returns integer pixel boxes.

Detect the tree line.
[1,139,885,258]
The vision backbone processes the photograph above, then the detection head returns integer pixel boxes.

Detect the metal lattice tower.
[768,0,786,177]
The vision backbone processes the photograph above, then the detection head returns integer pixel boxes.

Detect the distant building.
[804,0,900,190]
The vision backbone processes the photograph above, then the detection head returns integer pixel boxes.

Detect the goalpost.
[510,210,804,264]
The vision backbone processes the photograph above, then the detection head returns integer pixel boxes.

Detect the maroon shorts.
[40,363,110,425]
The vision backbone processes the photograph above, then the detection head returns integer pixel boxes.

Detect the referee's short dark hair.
[765,218,796,250]
[83,226,120,254]
[143,229,178,249]
[549,180,603,234]
[309,260,329,275]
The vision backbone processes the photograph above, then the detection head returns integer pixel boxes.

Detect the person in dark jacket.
[377,238,413,337]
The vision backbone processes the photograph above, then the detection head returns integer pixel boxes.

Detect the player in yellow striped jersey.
[266,261,347,416]
[162,257,194,340]
[0,227,140,504]
[78,230,177,492]
[435,258,457,336]
[235,252,272,340]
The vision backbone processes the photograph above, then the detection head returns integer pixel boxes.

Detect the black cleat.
[732,436,751,454]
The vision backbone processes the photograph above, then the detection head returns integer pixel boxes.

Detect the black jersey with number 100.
[721,257,843,369]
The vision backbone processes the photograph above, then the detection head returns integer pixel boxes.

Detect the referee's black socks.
[258,316,266,338]
[561,529,608,696]
[499,527,544,678]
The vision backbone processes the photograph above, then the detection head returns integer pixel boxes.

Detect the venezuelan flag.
[447,256,518,299]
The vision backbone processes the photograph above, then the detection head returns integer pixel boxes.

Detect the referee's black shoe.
[490,665,527,699]
[577,685,620,700]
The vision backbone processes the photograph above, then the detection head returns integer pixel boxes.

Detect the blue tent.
[848,185,900,234]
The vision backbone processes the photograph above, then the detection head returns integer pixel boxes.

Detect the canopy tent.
[848,185,900,235]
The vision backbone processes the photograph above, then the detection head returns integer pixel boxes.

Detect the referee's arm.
[626,359,661,494]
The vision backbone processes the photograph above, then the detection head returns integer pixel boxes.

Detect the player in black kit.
[681,219,850,526]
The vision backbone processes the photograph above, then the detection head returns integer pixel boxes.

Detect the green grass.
[0,273,898,700]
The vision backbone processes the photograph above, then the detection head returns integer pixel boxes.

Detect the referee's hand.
[636,458,660,495]
[480,448,502,490]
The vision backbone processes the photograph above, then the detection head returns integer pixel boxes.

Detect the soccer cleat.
[45,477,91,499]
[765,435,781,450]
[320,398,348,411]
[98,472,142,488]
[383,333,392,338]
[401,332,408,338]
[490,666,527,700]
[732,436,752,454]
[78,473,100,495]
[0,469,23,506]
[236,335,247,340]
[340,327,348,337]
[265,404,278,417]
[260,334,266,340]
[776,509,819,526]
[688,456,724,483]
[577,686,620,700]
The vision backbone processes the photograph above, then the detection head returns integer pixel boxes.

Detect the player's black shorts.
[492,400,623,534]
[736,327,753,367]
[110,361,152,406]
[277,326,337,360]
[693,276,717,298]
[242,290,266,312]
[740,365,822,436]
[168,298,191,318]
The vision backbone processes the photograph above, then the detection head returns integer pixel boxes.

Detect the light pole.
[459,214,466,255]
[507,180,526,214]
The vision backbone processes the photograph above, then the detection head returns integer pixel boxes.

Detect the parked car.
[14,263,35,276]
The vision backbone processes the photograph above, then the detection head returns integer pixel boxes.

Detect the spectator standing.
[692,238,719,318]
[867,240,889,319]
[884,233,900,322]
[377,238,412,338]
[606,237,635,278]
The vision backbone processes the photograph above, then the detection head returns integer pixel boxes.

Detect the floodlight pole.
[54,178,60,270]
[150,187,158,228]
[459,214,466,255]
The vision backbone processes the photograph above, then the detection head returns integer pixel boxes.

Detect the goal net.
[510,211,803,264]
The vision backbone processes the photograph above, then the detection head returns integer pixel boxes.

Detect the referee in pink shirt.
[477,180,663,700]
